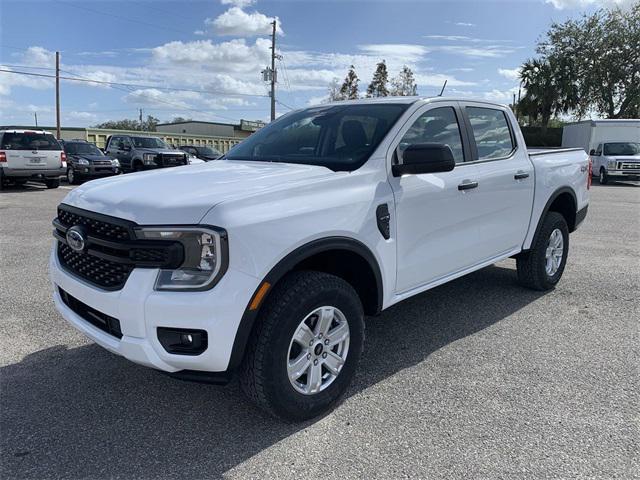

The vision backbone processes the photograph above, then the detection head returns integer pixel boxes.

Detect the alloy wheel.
[545,228,564,276]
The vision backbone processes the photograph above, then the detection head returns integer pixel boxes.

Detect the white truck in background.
[51,97,590,421]
[562,119,640,184]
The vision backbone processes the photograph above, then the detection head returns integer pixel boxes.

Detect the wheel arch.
[226,236,384,372]
[529,187,578,250]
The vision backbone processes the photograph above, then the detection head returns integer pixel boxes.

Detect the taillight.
[0,151,6,164]
[587,158,592,190]
[60,151,67,168]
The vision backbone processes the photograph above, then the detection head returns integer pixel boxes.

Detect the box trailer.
[562,119,640,184]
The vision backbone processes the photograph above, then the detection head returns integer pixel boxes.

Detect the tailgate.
[1,132,62,169]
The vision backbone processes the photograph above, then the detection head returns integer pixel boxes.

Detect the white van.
[0,129,66,189]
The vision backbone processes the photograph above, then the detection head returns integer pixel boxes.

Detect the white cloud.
[357,44,429,62]
[414,73,476,87]
[124,88,202,109]
[546,0,634,9]
[455,22,476,27]
[207,7,282,36]
[194,30,205,36]
[307,95,327,106]
[65,111,98,123]
[221,0,255,7]
[482,88,519,103]
[430,44,520,58]
[498,68,520,81]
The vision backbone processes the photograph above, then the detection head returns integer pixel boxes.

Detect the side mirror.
[589,149,596,155]
[392,143,456,177]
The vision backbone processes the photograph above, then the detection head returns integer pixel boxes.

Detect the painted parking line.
[60,186,74,190]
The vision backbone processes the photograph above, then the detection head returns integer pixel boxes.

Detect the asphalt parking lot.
[0,181,638,479]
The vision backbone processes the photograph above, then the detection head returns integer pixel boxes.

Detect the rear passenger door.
[459,102,534,260]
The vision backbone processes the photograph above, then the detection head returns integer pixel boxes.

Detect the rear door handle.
[514,171,530,180]
[458,180,478,191]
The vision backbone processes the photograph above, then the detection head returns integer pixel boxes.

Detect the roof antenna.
[438,80,448,97]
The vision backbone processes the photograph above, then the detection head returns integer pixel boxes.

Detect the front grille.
[158,154,186,167]
[620,162,640,171]
[54,205,184,291]
[59,288,123,339]
[57,207,130,240]
[58,242,133,289]
[93,160,113,166]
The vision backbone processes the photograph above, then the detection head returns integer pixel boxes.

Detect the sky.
[0,0,634,127]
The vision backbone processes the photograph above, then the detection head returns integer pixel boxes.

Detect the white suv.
[0,129,66,189]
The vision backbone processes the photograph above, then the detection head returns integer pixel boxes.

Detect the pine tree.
[391,65,418,96]
[339,65,360,100]
[366,60,389,98]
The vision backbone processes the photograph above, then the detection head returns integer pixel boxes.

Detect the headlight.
[143,153,157,165]
[608,160,617,168]
[77,158,89,165]
[111,158,120,166]
[135,227,228,291]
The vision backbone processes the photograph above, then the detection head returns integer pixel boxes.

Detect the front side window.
[0,132,61,151]
[225,104,408,172]
[595,144,603,156]
[467,107,515,160]
[397,106,465,164]
[603,142,640,156]
[131,137,167,149]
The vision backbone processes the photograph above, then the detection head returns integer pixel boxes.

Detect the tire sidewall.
[262,281,364,420]
[536,213,569,289]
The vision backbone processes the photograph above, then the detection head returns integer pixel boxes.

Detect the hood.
[61,160,334,224]
[72,154,110,163]
[136,148,184,155]
[608,155,640,161]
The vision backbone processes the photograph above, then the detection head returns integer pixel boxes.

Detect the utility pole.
[270,20,276,122]
[55,51,61,139]
[139,108,143,130]
[34,112,38,127]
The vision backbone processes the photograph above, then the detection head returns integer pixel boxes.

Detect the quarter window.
[397,107,465,164]
[466,107,515,160]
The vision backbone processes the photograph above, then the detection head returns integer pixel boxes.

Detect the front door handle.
[458,180,479,191]
[514,171,530,180]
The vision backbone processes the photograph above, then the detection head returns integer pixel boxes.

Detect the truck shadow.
[0,264,546,478]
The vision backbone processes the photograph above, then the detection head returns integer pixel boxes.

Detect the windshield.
[131,137,167,149]
[604,142,640,156]
[64,142,103,156]
[225,104,409,171]
[1,132,61,151]
[197,147,220,156]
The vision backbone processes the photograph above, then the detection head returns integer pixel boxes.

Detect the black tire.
[240,270,365,421]
[516,211,569,291]
[598,168,609,185]
[66,168,79,185]
[133,161,143,172]
[45,178,60,189]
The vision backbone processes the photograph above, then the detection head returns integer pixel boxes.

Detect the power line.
[275,99,296,111]
[0,68,269,98]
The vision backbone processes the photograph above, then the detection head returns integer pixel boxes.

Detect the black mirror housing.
[392,143,456,176]
[589,149,596,155]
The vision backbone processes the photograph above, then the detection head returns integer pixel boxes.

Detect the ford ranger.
[50,98,589,421]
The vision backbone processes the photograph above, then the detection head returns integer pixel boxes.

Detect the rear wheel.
[598,168,609,185]
[45,178,60,189]
[516,211,569,291]
[240,271,364,421]
[66,168,79,185]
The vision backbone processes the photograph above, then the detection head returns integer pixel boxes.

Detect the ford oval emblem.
[66,226,86,253]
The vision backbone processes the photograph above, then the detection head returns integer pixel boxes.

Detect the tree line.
[327,61,418,102]
[518,2,639,127]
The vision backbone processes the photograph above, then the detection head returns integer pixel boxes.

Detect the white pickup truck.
[50,97,589,421]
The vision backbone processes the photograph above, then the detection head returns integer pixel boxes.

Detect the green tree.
[366,60,389,98]
[339,65,360,100]
[142,115,159,132]
[92,119,142,131]
[327,78,344,102]
[522,3,640,121]
[390,65,418,96]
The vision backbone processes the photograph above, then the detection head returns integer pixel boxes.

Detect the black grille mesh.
[57,208,130,240]
[58,242,133,289]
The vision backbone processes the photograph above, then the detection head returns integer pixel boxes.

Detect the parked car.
[0,129,65,189]
[104,135,187,172]
[589,142,640,184]
[181,145,222,161]
[62,140,121,184]
[50,97,589,421]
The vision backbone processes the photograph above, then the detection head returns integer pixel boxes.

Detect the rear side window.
[0,132,61,151]
[466,107,515,160]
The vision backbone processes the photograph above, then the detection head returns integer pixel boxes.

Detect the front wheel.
[66,168,79,185]
[240,271,364,421]
[598,168,609,185]
[516,211,569,291]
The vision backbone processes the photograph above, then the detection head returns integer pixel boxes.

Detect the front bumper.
[1,166,65,179]
[73,165,120,177]
[605,169,640,179]
[49,242,259,374]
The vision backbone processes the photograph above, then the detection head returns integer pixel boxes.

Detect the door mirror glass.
[589,149,596,155]
[392,143,456,176]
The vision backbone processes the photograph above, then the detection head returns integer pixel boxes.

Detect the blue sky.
[0,0,629,127]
